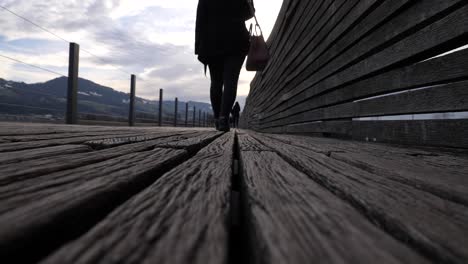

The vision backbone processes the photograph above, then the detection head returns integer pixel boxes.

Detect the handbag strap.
[247,0,263,36]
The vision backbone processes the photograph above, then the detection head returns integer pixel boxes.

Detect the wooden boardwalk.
[0,122,467,263]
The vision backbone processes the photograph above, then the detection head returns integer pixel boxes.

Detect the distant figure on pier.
[195,0,254,131]
[231,101,241,128]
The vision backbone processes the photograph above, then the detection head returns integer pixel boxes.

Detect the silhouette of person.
[195,0,254,131]
[231,101,241,128]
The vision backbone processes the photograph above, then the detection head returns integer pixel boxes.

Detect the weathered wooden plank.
[262,80,468,128]
[352,119,468,148]
[283,120,353,136]
[261,48,468,124]
[239,148,428,263]
[262,0,335,82]
[0,147,189,263]
[263,118,468,149]
[0,145,92,165]
[84,130,197,149]
[263,0,302,62]
[157,131,223,152]
[0,130,173,143]
[252,0,467,120]
[255,0,364,104]
[352,81,468,117]
[237,132,271,151]
[250,133,468,263]
[0,132,222,215]
[262,0,320,74]
[0,132,221,185]
[262,133,468,206]
[0,122,143,136]
[291,1,468,106]
[0,132,145,152]
[249,0,411,112]
[41,133,235,264]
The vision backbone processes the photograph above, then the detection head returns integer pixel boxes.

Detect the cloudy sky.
[0,0,283,107]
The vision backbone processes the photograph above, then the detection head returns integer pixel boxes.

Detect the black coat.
[195,0,253,65]
[231,103,241,117]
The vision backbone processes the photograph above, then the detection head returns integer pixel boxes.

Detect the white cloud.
[0,0,283,108]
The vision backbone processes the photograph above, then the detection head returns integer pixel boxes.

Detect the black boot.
[218,116,230,132]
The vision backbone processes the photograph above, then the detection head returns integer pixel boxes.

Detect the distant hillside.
[0,77,212,121]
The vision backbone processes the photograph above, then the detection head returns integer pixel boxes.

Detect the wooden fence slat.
[249,0,412,112]
[250,0,467,118]
[262,80,468,128]
[272,119,468,148]
[254,0,361,101]
[352,119,468,148]
[261,48,468,123]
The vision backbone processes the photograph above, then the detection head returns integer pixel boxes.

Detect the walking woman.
[231,101,241,128]
[195,0,254,131]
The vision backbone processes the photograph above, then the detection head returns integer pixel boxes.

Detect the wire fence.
[0,4,213,128]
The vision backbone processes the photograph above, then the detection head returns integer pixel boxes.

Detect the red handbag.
[246,5,270,71]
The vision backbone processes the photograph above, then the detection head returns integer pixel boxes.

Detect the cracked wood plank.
[0,144,92,165]
[0,132,145,152]
[239,149,428,264]
[0,122,149,136]
[249,132,468,263]
[0,132,221,186]
[41,132,235,264]
[0,147,189,263]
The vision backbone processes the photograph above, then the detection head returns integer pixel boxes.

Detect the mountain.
[0,77,212,122]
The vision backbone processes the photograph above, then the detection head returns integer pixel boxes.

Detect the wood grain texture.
[249,132,468,263]
[261,80,468,128]
[263,133,468,206]
[0,130,155,143]
[0,132,221,186]
[253,0,367,109]
[240,149,428,264]
[0,144,91,165]
[264,119,468,149]
[260,48,468,124]
[41,132,235,264]
[157,131,223,151]
[273,0,466,113]
[241,0,468,144]
[0,147,189,263]
[352,119,468,148]
[0,122,149,136]
[84,130,196,149]
[0,132,144,152]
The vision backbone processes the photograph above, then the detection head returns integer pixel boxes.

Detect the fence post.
[193,106,196,127]
[66,42,79,124]
[158,88,163,126]
[203,112,206,127]
[174,97,178,127]
[128,74,136,126]
[185,102,189,127]
[198,110,201,127]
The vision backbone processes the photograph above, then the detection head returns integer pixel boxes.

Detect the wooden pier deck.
[0,122,467,263]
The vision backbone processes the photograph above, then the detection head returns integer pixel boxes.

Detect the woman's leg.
[220,55,245,119]
[208,59,224,119]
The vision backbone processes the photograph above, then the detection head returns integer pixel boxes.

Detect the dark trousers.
[208,54,245,119]
[232,115,239,128]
